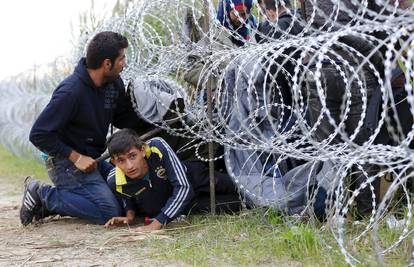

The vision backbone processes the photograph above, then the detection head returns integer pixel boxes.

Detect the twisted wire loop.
[1,0,414,264]
[0,58,71,158]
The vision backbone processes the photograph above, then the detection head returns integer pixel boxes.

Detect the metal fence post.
[203,0,216,215]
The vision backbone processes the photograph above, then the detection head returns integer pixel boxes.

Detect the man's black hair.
[264,0,290,11]
[86,31,128,70]
[107,129,144,157]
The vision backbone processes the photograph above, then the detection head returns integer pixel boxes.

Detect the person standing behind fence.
[217,0,257,47]
[252,0,304,131]
[256,0,303,43]
[20,31,143,226]
[300,0,386,219]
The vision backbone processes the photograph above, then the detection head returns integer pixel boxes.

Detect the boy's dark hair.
[107,129,144,157]
[264,0,290,11]
[86,31,128,70]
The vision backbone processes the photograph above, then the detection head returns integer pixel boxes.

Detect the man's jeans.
[38,158,122,225]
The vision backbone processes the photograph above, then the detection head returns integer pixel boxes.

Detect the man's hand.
[75,155,97,173]
[132,219,163,232]
[69,151,97,173]
[105,216,133,227]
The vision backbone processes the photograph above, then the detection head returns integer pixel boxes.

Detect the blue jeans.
[39,158,122,225]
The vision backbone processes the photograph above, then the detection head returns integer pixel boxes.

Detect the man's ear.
[103,59,112,71]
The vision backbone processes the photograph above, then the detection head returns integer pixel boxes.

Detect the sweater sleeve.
[152,138,195,225]
[29,83,78,159]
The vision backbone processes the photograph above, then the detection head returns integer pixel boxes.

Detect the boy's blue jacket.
[29,58,140,159]
[107,138,196,225]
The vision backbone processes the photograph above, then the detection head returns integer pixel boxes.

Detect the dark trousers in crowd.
[184,161,246,214]
[303,63,380,218]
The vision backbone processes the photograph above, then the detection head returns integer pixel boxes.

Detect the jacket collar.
[115,166,127,186]
[74,58,99,89]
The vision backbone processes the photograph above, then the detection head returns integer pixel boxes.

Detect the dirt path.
[0,176,169,266]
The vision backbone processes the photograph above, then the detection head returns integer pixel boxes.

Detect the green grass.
[0,145,411,266]
[0,145,48,181]
[137,209,411,266]
[139,210,349,266]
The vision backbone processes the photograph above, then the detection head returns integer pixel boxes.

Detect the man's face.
[104,48,126,81]
[229,7,247,27]
[111,146,148,179]
[265,8,278,22]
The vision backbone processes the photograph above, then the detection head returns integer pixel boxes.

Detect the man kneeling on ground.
[20,31,143,226]
[105,129,244,232]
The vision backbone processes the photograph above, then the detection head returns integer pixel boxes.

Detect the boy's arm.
[145,138,195,227]
[105,171,137,227]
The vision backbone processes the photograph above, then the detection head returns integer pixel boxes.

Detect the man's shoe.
[20,176,43,226]
[34,206,54,221]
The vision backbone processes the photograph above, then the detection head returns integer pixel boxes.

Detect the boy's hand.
[105,216,132,227]
[132,219,162,232]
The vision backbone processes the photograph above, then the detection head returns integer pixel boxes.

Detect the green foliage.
[126,207,412,266]
[0,144,411,266]
[0,145,48,181]
[72,0,135,43]
[136,210,347,266]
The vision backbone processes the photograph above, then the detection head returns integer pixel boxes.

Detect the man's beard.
[104,71,121,83]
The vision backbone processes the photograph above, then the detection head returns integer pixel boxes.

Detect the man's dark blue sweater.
[29,58,140,159]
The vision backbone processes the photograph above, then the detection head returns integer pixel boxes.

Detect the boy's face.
[111,146,148,179]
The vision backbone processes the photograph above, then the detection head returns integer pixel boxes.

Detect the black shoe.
[20,176,43,226]
[34,206,54,221]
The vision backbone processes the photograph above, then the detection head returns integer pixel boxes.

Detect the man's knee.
[98,197,123,223]
[89,202,122,225]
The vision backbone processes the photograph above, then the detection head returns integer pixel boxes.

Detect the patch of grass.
[0,145,411,266]
[138,210,348,266]
[133,207,412,266]
[0,145,48,181]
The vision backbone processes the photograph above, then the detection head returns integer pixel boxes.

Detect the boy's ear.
[110,157,115,165]
[140,146,146,157]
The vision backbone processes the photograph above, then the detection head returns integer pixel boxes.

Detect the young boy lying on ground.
[105,129,244,232]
